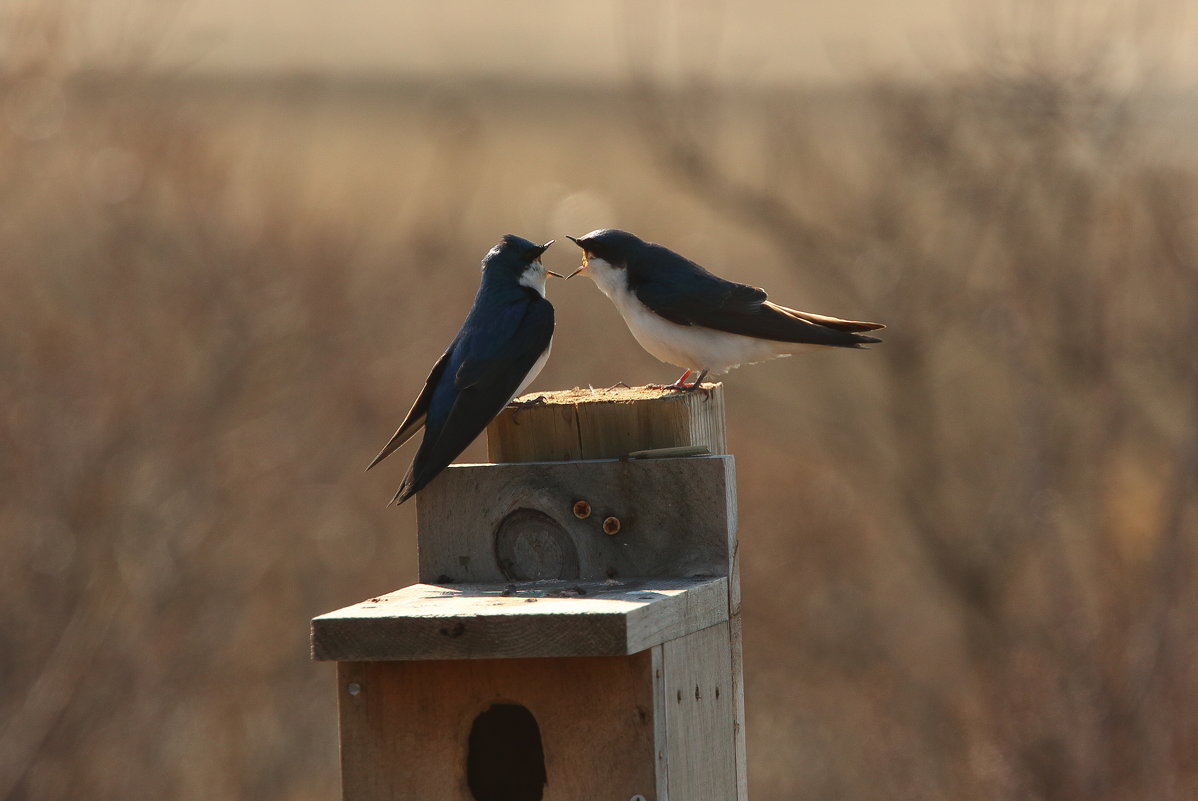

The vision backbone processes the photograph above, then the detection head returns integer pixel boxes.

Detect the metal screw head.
[572,500,591,519]
[346,682,362,697]
[631,796,647,801]
[602,516,621,536]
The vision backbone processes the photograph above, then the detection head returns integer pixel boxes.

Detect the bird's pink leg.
[683,369,709,391]
[666,369,693,390]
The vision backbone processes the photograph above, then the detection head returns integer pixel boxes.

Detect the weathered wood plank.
[338,653,658,801]
[323,384,748,800]
[659,621,740,801]
[313,577,729,662]
[487,385,727,462]
[651,646,670,801]
[415,455,736,584]
[729,613,749,801]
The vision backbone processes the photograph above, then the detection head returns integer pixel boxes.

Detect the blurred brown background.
[3,1,1198,799]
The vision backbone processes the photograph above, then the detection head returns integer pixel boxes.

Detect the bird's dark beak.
[564,236,587,278]
[537,240,564,277]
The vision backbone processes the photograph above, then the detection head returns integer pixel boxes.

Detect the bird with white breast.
[566,229,884,389]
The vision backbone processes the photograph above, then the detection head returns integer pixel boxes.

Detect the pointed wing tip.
[390,472,418,506]
[838,319,885,333]
[366,435,409,472]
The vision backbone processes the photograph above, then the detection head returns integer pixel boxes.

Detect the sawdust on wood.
[513,383,721,405]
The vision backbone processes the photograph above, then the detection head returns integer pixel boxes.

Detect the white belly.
[509,343,550,403]
[622,296,798,371]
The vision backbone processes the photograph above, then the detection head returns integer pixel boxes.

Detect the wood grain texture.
[320,387,749,800]
[415,456,736,584]
[487,384,727,463]
[312,577,729,661]
[729,613,748,801]
[338,653,658,801]
[658,621,742,801]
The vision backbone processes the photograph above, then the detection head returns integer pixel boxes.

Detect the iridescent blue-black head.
[565,229,646,274]
[481,235,561,293]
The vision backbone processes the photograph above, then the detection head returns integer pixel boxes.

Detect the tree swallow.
[367,235,562,505]
[566,229,884,389]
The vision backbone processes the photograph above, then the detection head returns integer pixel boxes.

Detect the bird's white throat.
[579,255,624,301]
[518,261,549,297]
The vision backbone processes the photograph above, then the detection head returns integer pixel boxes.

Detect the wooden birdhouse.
[312,386,746,801]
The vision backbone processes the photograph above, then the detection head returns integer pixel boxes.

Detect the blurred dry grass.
[3,4,1198,801]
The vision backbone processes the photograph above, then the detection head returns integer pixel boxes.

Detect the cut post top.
[488,383,726,463]
[510,385,719,403]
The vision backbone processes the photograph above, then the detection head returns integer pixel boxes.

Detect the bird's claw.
[651,369,709,392]
[508,395,548,424]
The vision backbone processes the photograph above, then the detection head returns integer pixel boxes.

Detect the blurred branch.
[627,4,1198,798]
[0,582,120,801]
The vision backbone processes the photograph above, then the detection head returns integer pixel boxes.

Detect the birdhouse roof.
[311,575,729,661]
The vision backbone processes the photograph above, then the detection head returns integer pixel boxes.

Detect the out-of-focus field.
[3,12,1198,801]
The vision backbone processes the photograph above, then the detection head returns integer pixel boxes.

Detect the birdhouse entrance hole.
[467,703,547,801]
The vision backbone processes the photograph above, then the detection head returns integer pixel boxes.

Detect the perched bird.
[566,229,884,389]
[367,235,561,504]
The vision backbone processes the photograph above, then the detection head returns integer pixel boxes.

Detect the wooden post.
[313,384,747,801]
[490,385,746,801]
[486,385,726,462]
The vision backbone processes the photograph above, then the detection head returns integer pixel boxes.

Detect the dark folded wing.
[393,297,554,503]
[366,345,455,471]
[632,246,883,347]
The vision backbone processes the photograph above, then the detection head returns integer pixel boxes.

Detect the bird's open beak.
[565,236,587,278]
[536,240,564,277]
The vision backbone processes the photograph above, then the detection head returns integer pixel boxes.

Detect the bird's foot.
[651,369,709,392]
[508,395,548,424]
[685,370,710,392]
[647,370,693,391]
